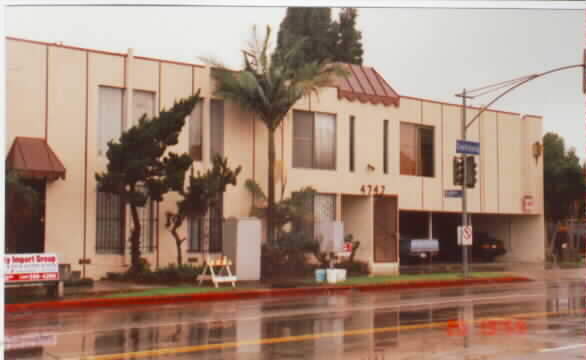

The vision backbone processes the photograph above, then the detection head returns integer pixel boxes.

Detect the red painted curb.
[5,276,530,313]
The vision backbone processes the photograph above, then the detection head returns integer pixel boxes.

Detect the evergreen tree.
[332,8,364,65]
[274,7,334,68]
[274,7,364,67]
[166,155,241,266]
[96,93,200,272]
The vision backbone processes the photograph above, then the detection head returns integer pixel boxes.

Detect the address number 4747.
[360,185,385,195]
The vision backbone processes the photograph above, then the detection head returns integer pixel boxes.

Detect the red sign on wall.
[522,195,534,213]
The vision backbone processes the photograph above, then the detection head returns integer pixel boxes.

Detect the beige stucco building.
[6,37,545,279]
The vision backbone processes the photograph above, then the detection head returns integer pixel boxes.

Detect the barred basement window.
[96,191,124,254]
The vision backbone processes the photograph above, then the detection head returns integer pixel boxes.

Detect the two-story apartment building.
[6,37,545,279]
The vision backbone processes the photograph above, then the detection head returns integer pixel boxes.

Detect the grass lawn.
[101,272,516,299]
[104,286,241,299]
[335,272,512,286]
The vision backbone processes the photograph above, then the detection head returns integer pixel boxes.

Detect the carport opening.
[400,211,461,263]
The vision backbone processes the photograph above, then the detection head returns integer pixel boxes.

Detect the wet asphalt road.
[5,279,586,360]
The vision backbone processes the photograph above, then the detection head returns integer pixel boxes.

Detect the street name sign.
[445,190,463,198]
[456,140,480,155]
[457,226,473,246]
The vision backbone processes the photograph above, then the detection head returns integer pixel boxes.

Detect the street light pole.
[460,89,469,278]
[455,62,584,278]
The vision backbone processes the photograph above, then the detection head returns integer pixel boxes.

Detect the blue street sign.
[445,190,463,198]
[456,140,480,155]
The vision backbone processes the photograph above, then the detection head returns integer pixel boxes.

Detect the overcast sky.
[6,4,585,158]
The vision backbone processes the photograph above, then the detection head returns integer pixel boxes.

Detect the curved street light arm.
[460,64,584,131]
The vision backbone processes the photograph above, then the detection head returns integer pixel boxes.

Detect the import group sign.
[4,253,59,282]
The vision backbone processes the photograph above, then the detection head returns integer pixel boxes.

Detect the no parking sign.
[458,226,473,246]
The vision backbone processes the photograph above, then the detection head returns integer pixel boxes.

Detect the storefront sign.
[4,253,59,282]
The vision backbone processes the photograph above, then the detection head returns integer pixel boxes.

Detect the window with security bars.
[187,196,223,253]
[209,196,223,253]
[137,198,158,253]
[293,193,336,242]
[188,215,202,252]
[96,191,124,254]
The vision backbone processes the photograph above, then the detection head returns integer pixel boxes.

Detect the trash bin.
[326,269,338,284]
[315,269,326,283]
[336,269,347,282]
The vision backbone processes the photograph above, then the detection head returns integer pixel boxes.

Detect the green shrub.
[104,264,203,284]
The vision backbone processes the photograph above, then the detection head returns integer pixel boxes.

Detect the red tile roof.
[333,63,400,107]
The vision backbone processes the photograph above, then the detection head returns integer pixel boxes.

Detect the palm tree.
[207,25,347,243]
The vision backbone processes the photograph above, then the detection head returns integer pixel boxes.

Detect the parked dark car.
[471,231,506,262]
[400,234,439,264]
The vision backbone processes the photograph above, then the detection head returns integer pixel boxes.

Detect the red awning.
[333,63,400,107]
[6,137,66,181]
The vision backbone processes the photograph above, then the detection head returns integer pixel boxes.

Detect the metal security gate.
[374,196,398,262]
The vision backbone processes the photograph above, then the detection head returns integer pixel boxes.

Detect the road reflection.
[5,280,585,359]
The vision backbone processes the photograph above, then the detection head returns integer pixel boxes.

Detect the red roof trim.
[7,37,204,68]
[334,63,400,107]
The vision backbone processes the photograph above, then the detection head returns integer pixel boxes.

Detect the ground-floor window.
[96,191,124,254]
[138,199,158,253]
[293,193,336,242]
[209,196,223,253]
[188,215,202,252]
[187,195,223,253]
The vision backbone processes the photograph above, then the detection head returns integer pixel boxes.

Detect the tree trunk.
[129,204,142,272]
[171,220,184,266]
[267,130,276,244]
[202,208,210,257]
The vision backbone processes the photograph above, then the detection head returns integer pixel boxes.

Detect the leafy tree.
[206,25,347,244]
[96,93,201,272]
[274,7,364,68]
[543,132,585,253]
[166,155,241,265]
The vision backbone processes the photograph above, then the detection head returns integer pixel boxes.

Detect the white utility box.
[316,220,344,253]
[222,217,262,281]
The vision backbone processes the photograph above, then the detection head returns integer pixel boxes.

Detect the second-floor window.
[293,110,336,170]
[189,101,203,161]
[210,99,224,160]
[133,90,156,124]
[98,86,123,156]
[400,122,434,177]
